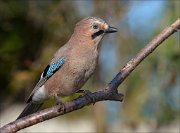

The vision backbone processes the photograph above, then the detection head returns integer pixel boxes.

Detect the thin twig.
[1,19,179,133]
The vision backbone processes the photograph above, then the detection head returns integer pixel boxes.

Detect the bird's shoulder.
[51,44,70,62]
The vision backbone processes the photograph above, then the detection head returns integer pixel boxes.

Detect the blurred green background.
[0,0,179,132]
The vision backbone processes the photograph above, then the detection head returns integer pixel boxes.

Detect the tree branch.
[1,19,179,133]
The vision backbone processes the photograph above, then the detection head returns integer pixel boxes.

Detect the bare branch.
[1,19,179,133]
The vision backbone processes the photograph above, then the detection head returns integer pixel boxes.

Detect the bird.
[17,17,118,119]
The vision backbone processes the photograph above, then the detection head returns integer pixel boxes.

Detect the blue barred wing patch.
[42,57,66,79]
[27,57,66,103]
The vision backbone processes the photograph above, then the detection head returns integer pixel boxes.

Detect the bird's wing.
[26,57,67,103]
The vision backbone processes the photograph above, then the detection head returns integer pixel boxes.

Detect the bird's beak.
[104,26,118,33]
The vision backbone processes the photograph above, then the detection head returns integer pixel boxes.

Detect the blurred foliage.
[0,0,79,102]
[0,0,179,132]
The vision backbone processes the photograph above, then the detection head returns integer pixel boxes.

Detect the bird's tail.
[17,102,43,120]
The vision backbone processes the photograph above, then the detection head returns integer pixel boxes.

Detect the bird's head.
[73,17,118,46]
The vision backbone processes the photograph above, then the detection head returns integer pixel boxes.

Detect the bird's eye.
[92,24,99,29]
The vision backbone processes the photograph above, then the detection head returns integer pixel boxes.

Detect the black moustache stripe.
[91,30,104,39]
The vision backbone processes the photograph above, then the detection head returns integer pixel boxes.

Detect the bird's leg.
[54,94,65,112]
[76,90,96,105]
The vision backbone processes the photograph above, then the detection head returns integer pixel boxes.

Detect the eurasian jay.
[17,17,117,119]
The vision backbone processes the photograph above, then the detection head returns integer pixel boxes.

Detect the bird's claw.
[77,90,96,105]
[55,95,65,112]
[56,100,65,112]
[76,89,90,95]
